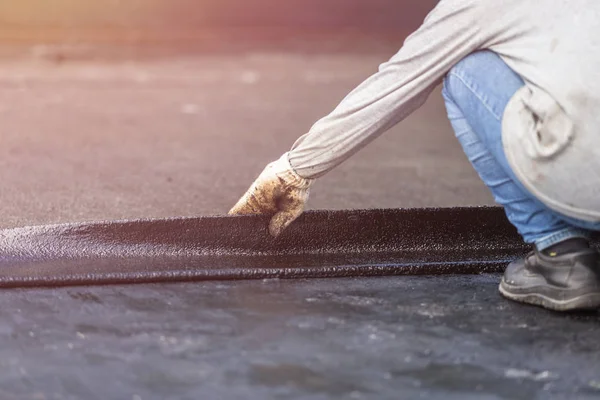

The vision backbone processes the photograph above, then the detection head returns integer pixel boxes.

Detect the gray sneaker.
[499,248,600,311]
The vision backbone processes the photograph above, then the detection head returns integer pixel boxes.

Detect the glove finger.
[268,209,303,237]
[268,191,307,237]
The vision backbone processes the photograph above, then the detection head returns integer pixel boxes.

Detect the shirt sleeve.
[287,0,487,179]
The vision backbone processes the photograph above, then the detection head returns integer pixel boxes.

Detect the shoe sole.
[499,278,600,312]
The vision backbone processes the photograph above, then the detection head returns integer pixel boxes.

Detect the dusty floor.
[2,276,600,400]
[0,50,493,229]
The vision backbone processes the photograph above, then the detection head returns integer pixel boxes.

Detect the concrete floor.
[0,50,493,229]
[2,276,600,400]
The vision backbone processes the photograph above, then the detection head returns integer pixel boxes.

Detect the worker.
[229,0,600,312]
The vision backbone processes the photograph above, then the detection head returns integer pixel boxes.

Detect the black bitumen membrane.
[0,207,579,288]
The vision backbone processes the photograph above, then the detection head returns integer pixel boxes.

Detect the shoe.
[499,247,600,311]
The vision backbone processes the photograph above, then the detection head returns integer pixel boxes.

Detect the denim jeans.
[442,50,599,250]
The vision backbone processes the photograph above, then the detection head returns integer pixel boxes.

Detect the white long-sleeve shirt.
[287,0,600,222]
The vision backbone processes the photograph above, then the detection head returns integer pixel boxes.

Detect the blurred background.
[0,0,437,57]
[0,0,492,229]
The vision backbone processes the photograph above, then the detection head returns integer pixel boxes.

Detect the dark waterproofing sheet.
[1,207,597,288]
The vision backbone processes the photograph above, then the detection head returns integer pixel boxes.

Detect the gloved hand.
[229,152,314,237]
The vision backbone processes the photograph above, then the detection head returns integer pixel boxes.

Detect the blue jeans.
[442,51,599,250]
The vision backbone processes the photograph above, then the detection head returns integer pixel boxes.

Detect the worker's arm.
[230,0,488,236]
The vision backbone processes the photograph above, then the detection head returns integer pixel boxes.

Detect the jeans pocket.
[518,87,575,160]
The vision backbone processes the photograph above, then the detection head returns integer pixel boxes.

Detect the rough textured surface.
[0,276,599,400]
[0,207,538,288]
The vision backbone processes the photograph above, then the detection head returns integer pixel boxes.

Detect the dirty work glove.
[229,152,314,237]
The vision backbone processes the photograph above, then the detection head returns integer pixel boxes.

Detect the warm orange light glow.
[0,1,435,49]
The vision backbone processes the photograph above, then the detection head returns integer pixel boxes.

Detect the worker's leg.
[442,51,588,248]
[442,50,600,311]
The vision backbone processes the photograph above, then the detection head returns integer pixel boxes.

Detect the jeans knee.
[442,72,466,113]
[443,50,505,112]
[441,75,456,104]
[448,50,500,79]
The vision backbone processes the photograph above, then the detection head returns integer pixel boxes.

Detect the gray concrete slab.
[1,276,599,400]
[0,53,492,229]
